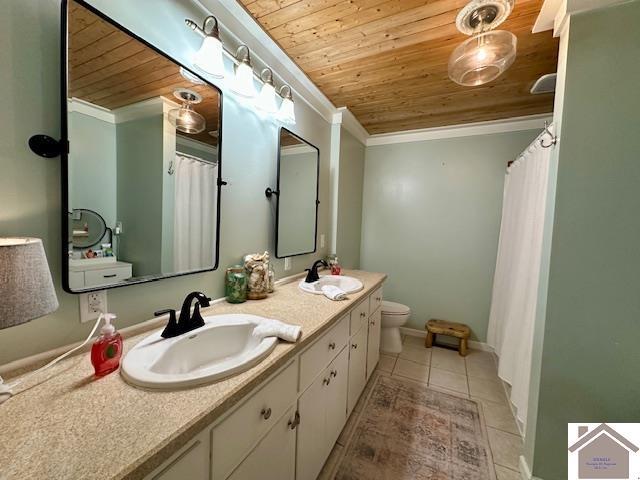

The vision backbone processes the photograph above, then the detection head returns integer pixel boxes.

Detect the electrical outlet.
[320,234,325,248]
[79,290,108,323]
[284,257,292,271]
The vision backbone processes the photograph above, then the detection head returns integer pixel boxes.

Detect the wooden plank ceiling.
[68,0,220,146]
[238,0,558,134]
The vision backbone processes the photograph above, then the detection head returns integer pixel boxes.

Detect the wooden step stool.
[425,319,470,356]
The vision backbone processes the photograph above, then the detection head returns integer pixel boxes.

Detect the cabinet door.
[326,346,349,447]
[150,430,209,480]
[366,308,382,379]
[227,406,297,480]
[296,371,328,480]
[347,326,368,415]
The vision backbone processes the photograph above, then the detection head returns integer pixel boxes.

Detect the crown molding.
[332,107,369,146]
[68,98,115,123]
[533,0,631,35]
[366,114,552,147]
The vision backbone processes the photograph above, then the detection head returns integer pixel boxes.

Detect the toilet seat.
[381,301,410,316]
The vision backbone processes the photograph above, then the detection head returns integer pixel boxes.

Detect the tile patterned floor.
[321,334,523,479]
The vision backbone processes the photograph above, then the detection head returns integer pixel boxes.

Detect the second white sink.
[121,314,278,390]
[298,275,363,295]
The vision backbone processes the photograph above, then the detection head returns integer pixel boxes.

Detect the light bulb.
[277,96,296,125]
[448,30,517,86]
[168,103,206,134]
[194,35,225,78]
[256,81,278,113]
[232,62,256,98]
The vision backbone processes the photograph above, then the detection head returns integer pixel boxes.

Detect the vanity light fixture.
[168,89,206,134]
[179,66,205,85]
[276,85,296,125]
[231,45,257,98]
[185,15,225,78]
[448,0,517,86]
[256,68,279,113]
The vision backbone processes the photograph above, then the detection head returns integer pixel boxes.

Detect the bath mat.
[334,374,496,480]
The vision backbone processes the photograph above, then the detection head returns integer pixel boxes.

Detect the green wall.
[116,115,164,277]
[360,130,539,340]
[532,3,640,478]
[336,127,365,269]
[0,0,331,365]
[68,111,117,227]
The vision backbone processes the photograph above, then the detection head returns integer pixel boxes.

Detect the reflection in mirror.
[65,0,222,292]
[275,129,320,258]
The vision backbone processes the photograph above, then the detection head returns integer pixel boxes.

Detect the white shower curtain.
[173,153,217,272]
[487,127,554,430]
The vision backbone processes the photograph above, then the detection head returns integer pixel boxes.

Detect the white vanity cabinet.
[297,346,349,480]
[149,429,210,480]
[366,308,382,380]
[347,324,367,415]
[144,281,385,480]
[227,406,298,480]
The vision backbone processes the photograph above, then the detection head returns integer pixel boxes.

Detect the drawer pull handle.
[323,377,331,386]
[370,320,376,326]
[376,297,381,301]
[288,411,301,430]
[260,407,272,420]
[351,343,358,349]
[103,274,117,278]
[328,342,336,350]
[330,369,338,378]
[360,312,366,318]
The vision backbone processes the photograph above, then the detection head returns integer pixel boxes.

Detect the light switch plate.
[284,257,292,271]
[79,291,108,323]
[320,234,325,248]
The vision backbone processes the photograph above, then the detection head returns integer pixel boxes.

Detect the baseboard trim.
[399,327,494,352]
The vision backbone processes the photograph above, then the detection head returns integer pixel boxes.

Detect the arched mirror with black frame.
[267,128,320,259]
[62,0,224,293]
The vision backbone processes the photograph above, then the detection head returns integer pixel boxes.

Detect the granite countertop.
[0,270,386,480]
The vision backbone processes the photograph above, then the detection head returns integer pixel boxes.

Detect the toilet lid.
[381,301,410,315]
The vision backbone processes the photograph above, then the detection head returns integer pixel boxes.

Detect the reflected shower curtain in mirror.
[173,154,217,272]
[487,127,554,431]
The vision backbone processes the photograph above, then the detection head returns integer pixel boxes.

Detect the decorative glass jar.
[225,266,248,303]
[244,251,270,300]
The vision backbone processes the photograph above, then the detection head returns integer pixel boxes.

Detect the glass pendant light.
[256,68,278,113]
[448,0,517,86]
[231,45,257,98]
[185,16,225,78]
[168,89,206,134]
[448,30,517,86]
[276,85,296,125]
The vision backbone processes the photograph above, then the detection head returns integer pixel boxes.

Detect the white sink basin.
[298,275,363,295]
[121,314,278,390]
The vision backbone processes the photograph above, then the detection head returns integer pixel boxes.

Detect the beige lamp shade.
[0,238,59,329]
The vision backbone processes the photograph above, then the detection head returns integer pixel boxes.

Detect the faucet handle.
[156,309,181,339]
[190,303,206,330]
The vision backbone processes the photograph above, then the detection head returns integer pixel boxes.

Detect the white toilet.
[380,301,411,354]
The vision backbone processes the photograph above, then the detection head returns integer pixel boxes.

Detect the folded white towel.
[252,319,302,343]
[321,285,347,301]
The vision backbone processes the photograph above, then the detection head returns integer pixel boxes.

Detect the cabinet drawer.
[84,265,132,287]
[68,271,85,289]
[211,360,298,480]
[299,314,349,392]
[349,298,370,335]
[369,286,383,314]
